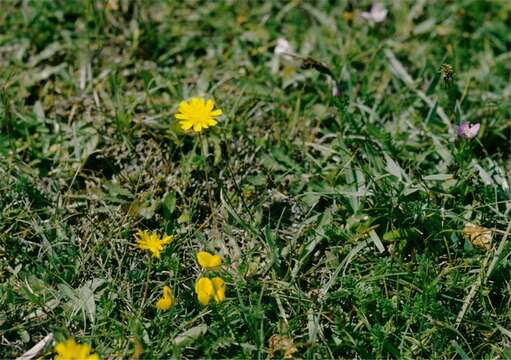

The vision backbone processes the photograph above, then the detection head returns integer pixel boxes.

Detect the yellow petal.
[195,277,214,305]
[214,289,225,303]
[206,99,214,111]
[156,298,172,310]
[180,120,193,130]
[178,100,191,113]
[210,109,223,116]
[161,236,174,245]
[193,123,203,132]
[175,113,188,119]
[155,286,173,310]
[207,118,218,126]
[197,291,211,305]
[195,277,214,295]
[54,339,99,360]
[197,251,222,269]
[212,277,224,287]
[134,230,145,240]
[55,339,76,355]
[190,97,203,107]
[212,277,226,303]
[75,344,93,359]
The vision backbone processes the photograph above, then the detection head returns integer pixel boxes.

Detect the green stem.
[140,256,153,316]
[200,133,215,212]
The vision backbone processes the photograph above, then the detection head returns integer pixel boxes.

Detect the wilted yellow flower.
[54,338,99,360]
[196,251,222,270]
[155,285,173,311]
[195,276,226,306]
[463,223,492,250]
[134,230,173,259]
[268,334,298,359]
[175,97,222,133]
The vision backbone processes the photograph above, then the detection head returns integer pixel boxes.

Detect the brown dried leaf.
[129,336,143,360]
[463,223,492,251]
[268,334,298,359]
[106,0,119,11]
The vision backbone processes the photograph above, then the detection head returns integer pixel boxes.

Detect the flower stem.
[140,256,153,315]
[199,133,215,212]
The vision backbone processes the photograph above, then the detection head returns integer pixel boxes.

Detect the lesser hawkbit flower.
[175,98,223,133]
[54,339,99,360]
[134,230,173,259]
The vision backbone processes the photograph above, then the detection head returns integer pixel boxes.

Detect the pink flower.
[361,3,388,23]
[457,121,480,139]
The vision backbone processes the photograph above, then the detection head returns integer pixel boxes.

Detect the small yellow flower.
[196,251,222,270]
[155,285,173,311]
[195,277,214,306]
[134,230,173,259]
[195,276,226,305]
[175,97,223,133]
[54,338,99,360]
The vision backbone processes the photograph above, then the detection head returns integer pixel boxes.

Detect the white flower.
[274,38,295,58]
[361,3,388,23]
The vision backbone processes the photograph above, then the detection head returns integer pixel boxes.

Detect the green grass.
[1,0,510,358]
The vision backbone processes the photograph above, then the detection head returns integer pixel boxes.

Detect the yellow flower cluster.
[195,251,226,305]
[133,237,227,309]
[54,97,224,358]
[132,230,176,311]
[195,276,226,306]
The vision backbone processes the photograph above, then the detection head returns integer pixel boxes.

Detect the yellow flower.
[155,285,173,311]
[196,251,222,270]
[175,97,223,133]
[195,277,213,306]
[134,230,173,259]
[195,276,226,305]
[54,338,99,360]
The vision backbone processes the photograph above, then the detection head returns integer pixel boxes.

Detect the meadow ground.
[1,0,510,358]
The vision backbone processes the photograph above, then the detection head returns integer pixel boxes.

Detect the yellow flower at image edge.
[134,230,173,259]
[195,277,226,305]
[155,285,174,311]
[54,338,99,360]
[197,251,222,270]
[175,97,223,133]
